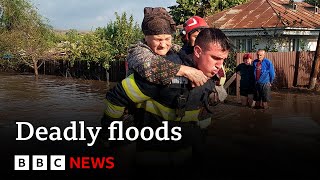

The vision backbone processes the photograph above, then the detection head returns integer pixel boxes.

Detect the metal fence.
[37,60,126,82]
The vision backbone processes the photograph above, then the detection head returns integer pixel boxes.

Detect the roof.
[54,29,92,34]
[205,0,320,30]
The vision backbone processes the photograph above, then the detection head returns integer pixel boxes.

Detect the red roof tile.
[205,0,320,29]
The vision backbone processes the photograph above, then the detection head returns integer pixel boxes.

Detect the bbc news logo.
[15,155,65,170]
[14,155,115,170]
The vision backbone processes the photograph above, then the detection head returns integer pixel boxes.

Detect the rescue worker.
[101,28,232,175]
[180,15,209,54]
[127,12,227,102]
[181,15,227,101]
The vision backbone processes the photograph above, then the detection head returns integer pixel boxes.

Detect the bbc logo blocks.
[50,155,65,170]
[14,155,29,170]
[14,155,65,170]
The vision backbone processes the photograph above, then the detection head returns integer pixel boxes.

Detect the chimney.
[289,0,297,10]
[293,3,297,10]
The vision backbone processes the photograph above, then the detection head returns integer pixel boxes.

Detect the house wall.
[274,37,317,52]
[230,36,318,52]
[307,39,318,51]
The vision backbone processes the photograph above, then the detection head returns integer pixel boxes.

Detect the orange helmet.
[181,16,209,41]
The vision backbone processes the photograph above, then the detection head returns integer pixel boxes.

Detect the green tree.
[96,12,143,62]
[59,12,142,71]
[60,29,113,69]
[169,0,248,25]
[59,29,85,62]
[0,0,55,76]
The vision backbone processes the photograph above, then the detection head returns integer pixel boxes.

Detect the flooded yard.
[204,91,320,179]
[1,72,319,179]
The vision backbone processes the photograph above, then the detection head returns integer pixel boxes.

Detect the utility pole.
[309,31,320,89]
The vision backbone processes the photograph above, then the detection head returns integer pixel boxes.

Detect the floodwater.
[0,72,110,127]
[1,72,319,179]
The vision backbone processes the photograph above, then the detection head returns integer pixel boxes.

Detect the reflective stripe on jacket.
[103,72,215,125]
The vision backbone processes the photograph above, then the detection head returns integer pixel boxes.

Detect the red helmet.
[181,16,209,41]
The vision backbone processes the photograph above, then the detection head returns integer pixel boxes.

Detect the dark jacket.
[102,69,216,151]
[236,63,255,90]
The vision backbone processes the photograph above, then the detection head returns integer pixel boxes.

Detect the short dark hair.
[194,28,232,51]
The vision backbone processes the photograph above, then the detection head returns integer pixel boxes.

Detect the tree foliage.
[57,12,143,70]
[58,29,113,69]
[96,12,143,62]
[169,0,248,25]
[0,0,143,74]
[0,0,56,76]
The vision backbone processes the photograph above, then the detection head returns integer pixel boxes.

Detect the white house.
[205,0,320,52]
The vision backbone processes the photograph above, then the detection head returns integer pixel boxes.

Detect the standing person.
[126,7,208,87]
[252,49,275,109]
[235,53,255,106]
[101,28,232,176]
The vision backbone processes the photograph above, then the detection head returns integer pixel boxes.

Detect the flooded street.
[205,92,320,178]
[1,72,320,179]
[0,72,111,127]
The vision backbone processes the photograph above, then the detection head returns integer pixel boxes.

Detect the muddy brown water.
[1,72,319,179]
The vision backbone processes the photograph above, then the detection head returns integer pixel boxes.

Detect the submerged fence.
[36,60,126,82]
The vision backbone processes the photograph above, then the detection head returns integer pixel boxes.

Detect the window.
[289,38,301,51]
[234,38,252,52]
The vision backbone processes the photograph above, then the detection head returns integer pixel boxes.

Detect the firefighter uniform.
[101,45,220,166]
[101,69,217,164]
